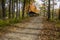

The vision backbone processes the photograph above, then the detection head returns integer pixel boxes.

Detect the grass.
[0,11,29,27]
[50,17,60,27]
[0,20,10,27]
[0,17,28,27]
[47,15,60,28]
[55,20,60,27]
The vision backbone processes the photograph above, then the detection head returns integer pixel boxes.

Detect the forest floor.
[0,15,60,40]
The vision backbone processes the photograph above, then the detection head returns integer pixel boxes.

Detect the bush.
[0,20,10,27]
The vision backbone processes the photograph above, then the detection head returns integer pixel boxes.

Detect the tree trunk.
[12,0,14,18]
[9,0,11,18]
[59,5,60,20]
[2,0,6,19]
[16,0,19,19]
[19,0,20,18]
[22,0,25,19]
[47,0,50,20]
[52,0,54,19]
[27,0,30,17]
[0,2,1,19]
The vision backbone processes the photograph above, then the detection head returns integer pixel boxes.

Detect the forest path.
[0,15,60,40]
[0,16,44,40]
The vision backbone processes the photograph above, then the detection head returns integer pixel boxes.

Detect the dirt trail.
[0,16,60,40]
[0,16,44,40]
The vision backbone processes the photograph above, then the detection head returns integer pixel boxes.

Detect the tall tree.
[59,4,60,20]
[0,1,2,19]
[47,0,50,20]
[25,0,30,16]
[12,0,15,18]
[1,0,6,19]
[52,0,54,19]
[9,0,11,18]
[18,0,20,18]
[22,0,25,19]
[16,0,19,19]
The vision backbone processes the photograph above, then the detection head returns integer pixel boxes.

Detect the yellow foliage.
[25,3,39,13]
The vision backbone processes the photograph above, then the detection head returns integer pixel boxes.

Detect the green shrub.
[0,20,10,27]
